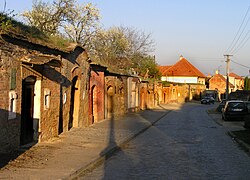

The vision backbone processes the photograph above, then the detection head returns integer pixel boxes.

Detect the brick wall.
[0,40,25,152]
[105,75,127,118]
[89,65,105,124]
[0,36,90,153]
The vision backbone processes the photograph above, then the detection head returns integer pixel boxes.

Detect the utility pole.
[224,54,233,100]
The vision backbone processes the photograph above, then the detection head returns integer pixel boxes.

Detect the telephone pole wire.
[224,54,233,100]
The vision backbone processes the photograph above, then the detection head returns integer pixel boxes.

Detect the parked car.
[245,101,250,111]
[243,101,250,129]
[216,99,227,112]
[222,100,248,121]
[201,96,215,104]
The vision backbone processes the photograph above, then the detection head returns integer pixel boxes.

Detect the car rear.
[223,101,248,120]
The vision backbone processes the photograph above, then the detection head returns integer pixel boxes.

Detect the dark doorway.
[140,87,145,110]
[68,76,78,130]
[20,76,36,145]
[107,86,114,119]
[91,85,98,124]
[58,84,63,134]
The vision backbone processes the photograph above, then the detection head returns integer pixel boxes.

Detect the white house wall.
[166,76,198,84]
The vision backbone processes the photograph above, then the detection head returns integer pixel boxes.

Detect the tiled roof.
[163,56,206,78]
[158,65,172,75]
[210,73,234,88]
[212,73,226,81]
[229,72,243,79]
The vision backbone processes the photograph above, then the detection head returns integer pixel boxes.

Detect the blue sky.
[2,0,250,76]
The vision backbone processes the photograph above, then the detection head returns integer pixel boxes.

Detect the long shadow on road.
[78,103,175,179]
[81,103,250,179]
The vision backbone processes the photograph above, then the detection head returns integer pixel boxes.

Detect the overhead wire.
[228,15,250,53]
[187,57,224,62]
[226,6,250,53]
[231,59,250,69]
[224,6,250,76]
[232,30,250,54]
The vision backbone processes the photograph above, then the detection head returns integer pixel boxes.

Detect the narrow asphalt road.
[80,103,250,180]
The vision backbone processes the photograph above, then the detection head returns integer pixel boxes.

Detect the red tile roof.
[229,72,243,79]
[160,56,206,78]
[158,65,172,75]
[210,73,234,88]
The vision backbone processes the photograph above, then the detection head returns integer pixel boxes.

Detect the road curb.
[206,111,223,127]
[207,111,250,153]
[66,110,171,179]
[227,131,250,153]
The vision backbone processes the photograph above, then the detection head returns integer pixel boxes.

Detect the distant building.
[209,72,234,100]
[158,56,206,84]
[228,72,244,91]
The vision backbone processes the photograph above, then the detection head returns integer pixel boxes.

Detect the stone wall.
[0,39,26,152]
[161,83,206,104]
[127,77,140,112]
[89,64,105,124]
[0,35,90,153]
[105,74,127,119]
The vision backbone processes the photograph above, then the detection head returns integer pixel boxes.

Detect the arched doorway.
[107,86,114,119]
[91,85,98,124]
[163,92,166,103]
[140,87,146,110]
[68,76,80,130]
[20,76,36,145]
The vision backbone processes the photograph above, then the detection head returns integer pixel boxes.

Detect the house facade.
[88,64,106,125]
[209,72,234,100]
[0,33,90,152]
[158,56,206,102]
[104,72,129,119]
[159,56,206,85]
[228,72,244,91]
[127,76,140,112]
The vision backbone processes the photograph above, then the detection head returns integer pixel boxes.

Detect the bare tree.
[89,26,158,76]
[89,27,131,69]
[119,26,155,55]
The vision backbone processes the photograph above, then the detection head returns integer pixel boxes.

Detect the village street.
[80,103,250,180]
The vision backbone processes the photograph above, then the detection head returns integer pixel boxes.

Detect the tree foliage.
[22,0,70,35]
[22,0,100,40]
[22,0,159,79]
[62,2,100,45]
[89,27,131,69]
[139,56,161,79]
[0,1,15,33]
[89,26,160,78]
[0,13,13,33]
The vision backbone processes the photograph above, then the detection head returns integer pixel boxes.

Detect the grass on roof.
[0,13,73,50]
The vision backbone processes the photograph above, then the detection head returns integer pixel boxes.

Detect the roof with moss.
[0,13,83,53]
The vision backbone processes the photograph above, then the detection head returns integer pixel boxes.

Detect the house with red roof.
[228,72,244,91]
[208,71,244,100]
[158,56,206,85]
[208,71,235,100]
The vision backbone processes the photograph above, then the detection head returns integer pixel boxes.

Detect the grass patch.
[1,13,73,51]
[231,130,250,146]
